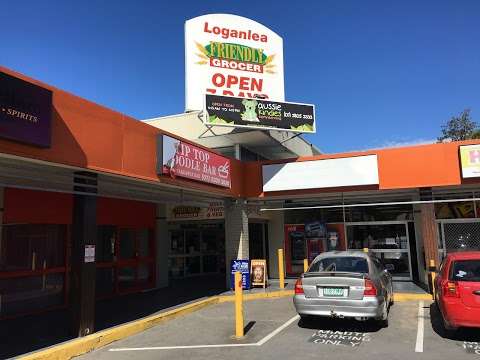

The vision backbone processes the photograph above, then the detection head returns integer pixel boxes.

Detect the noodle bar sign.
[159,135,231,188]
[0,71,52,148]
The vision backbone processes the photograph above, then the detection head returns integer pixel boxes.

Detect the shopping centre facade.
[2,14,480,341]
[2,65,480,333]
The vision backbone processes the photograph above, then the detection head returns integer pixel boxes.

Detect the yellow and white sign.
[185,14,285,111]
[460,144,480,178]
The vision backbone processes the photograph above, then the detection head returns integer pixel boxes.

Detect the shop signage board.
[460,144,480,178]
[166,201,269,221]
[250,259,267,288]
[185,14,284,111]
[230,259,250,290]
[0,71,52,148]
[204,94,315,133]
[262,155,379,192]
[159,135,231,188]
[169,201,224,220]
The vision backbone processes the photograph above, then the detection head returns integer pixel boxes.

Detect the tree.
[438,109,477,142]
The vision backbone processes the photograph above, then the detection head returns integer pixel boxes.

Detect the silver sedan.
[293,251,394,327]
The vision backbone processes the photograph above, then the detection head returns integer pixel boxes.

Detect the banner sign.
[159,135,231,188]
[0,71,52,147]
[230,259,250,290]
[185,14,284,111]
[251,259,267,288]
[460,144,480,178]
[204,94,315,133]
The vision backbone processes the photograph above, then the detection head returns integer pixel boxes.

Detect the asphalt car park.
[79,296,480,360]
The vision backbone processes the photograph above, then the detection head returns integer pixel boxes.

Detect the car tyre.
[378,302,389,328]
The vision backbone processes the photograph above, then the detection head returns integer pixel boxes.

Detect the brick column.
[420,203,439,289]
[224,199,249,288]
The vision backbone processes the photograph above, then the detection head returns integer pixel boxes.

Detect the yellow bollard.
[304,258,309,273]
[234,271,244,338]
[278,249,285,289]
[363,248,369,253]
[430,259,436,300]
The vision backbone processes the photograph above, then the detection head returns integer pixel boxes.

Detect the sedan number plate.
[323,287,346,297]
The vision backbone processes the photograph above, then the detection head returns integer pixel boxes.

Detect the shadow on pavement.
[0,274,227,360]
[297,315,384,333]
[429,302,480,341]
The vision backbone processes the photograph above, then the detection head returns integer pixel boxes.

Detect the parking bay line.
[109,315,300,352]
[415,300,424,353]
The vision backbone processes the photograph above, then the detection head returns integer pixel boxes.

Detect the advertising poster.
[205,94,315,133]
[0,71,52,148]
[250,259,267,288]
[185,14,284,111]
[160,135,231,188]
[230,259,250,290]
[460,144,480,178]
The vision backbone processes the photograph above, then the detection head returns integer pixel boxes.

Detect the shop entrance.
[346,221,413,280]
[96,226,156,297]
[249,222,268,261]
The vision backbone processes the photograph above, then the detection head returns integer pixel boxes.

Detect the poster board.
[251,259,267,288]
[230,259,250,290]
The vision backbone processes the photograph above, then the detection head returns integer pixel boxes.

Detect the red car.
[435,251,480,331]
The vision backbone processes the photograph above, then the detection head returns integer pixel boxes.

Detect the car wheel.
[377,302,389,328]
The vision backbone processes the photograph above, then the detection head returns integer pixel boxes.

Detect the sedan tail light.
[294,278,304,295]
[442,280,460,298]
[364,278,377,296]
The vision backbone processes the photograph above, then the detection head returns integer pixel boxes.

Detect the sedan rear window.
[309,257,369,273]
[450,260,480,281]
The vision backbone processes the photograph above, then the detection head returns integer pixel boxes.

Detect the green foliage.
[438,109,477,142]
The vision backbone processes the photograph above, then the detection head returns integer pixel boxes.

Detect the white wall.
[267,210,284,279]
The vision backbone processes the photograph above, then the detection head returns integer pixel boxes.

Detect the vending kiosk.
[285,223,345,277]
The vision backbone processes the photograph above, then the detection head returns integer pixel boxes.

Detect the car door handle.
[473,290,480,295]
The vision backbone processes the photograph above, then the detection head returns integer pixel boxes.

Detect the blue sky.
[2,1,479,153]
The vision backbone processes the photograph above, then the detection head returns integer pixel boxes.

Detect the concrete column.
[70,172,97,337]
[70,193,97,337]
[267,210,284,279]
[155,204,169,288]
[224,199,249,287]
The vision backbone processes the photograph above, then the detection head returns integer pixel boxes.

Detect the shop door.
[438,219,480,259]
[117,228,155,293]
[249,223,265,259]
[346,222,412,280]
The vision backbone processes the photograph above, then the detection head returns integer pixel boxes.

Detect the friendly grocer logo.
[195,41,276,74]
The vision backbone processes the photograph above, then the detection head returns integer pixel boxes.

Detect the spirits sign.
[0,71,52,147]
